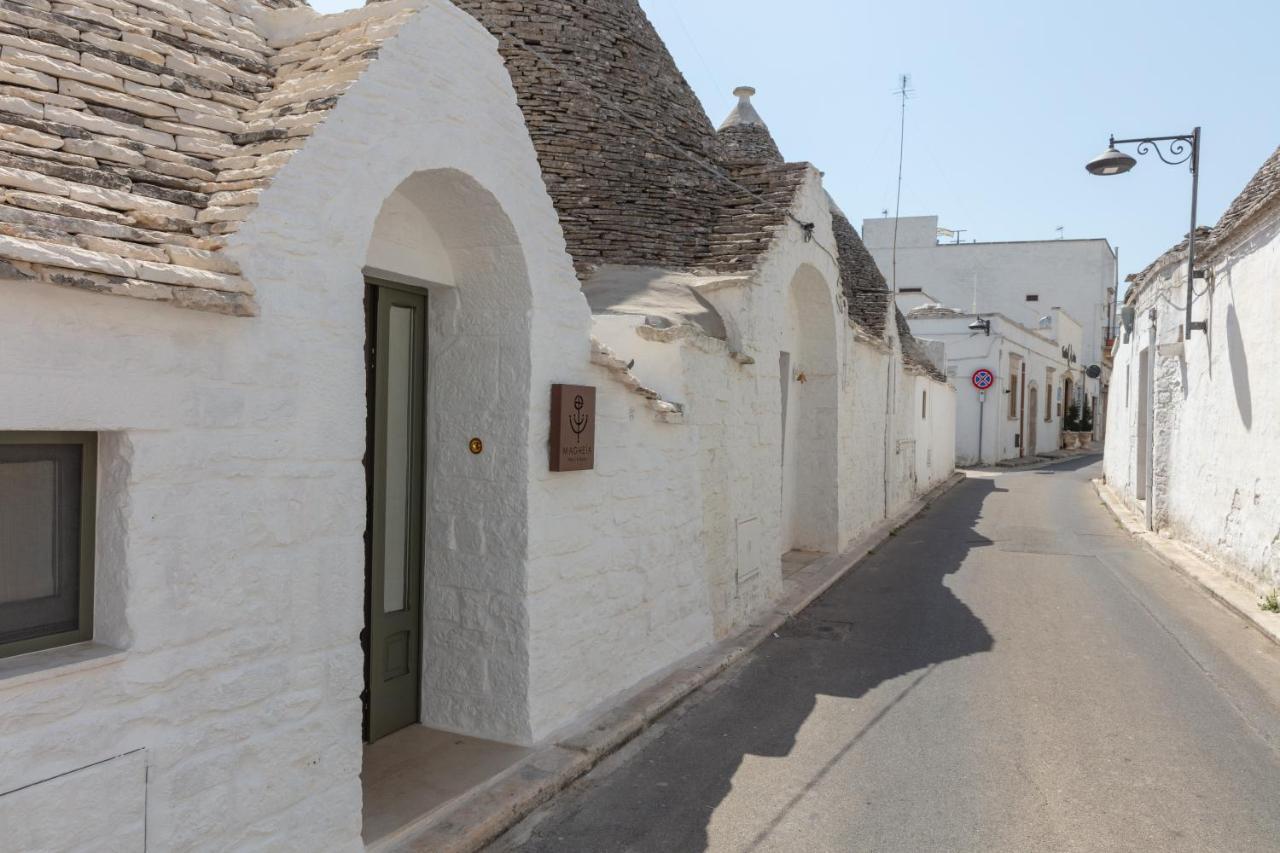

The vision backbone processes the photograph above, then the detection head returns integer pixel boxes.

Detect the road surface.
[491,457,1280,853]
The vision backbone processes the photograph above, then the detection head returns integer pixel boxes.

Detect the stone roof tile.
[1130,143,1280,294]
[451,0,803,279]
[830,207,891,337]
[0,0,423,315]
[1209,142,1280,250]
[895,305,947,382]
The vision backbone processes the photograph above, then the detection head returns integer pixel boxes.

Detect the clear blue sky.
[312,0,1280,281]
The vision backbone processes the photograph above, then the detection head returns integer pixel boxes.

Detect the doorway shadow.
[514,478,1000,851]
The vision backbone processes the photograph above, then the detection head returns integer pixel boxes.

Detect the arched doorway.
[361,169,535,745]
[779,264,839,555]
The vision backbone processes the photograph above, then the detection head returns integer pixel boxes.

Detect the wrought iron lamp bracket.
[1111,134,1196,170]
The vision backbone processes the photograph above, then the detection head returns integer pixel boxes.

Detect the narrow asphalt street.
[492,457,1280,853]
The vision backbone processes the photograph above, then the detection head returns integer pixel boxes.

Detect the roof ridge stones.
[0,0,423,314]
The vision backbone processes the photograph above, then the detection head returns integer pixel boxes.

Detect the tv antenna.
[889,73,915,294]
[1055,225,1064,240]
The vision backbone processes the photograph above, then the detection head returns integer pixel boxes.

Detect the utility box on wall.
[550,384,596,471]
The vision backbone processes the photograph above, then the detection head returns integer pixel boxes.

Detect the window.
[1026,294,1040,302]
[0,433,96,658]
[899,287,923,294]
[1045,368,1054,421]
[1008,355,1022,418]
[921,390,928,419]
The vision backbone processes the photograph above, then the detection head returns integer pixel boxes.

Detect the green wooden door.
[366,284,427,742]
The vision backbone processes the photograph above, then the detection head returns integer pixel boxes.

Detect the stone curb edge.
[964,446,1102,474]
[378,471,969,853]
[1092,478,1280,649]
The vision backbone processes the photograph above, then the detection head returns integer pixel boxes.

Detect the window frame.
[1045,368,1055,422]
[0,431,96,659]
[1007,355,1022,419]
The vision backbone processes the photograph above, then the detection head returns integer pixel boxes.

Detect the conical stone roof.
[717,86,782,165]
[449,0,806,277]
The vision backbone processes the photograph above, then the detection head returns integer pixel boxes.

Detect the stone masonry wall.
[1106,208,1280,589]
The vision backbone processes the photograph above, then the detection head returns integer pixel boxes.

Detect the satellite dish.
[1086,364,1102,379]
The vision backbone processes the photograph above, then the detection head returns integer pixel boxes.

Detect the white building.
[863,215,1117,423]
[0,1,955,849]
[1104,143,1280,592]
[907,306,1083,465]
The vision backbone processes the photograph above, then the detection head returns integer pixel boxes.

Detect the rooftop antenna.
[889,73,914,295]
[1055,225,1064,240]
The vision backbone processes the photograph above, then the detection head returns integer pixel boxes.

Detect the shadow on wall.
[511,478,999,851]
[1226,303,1252,430]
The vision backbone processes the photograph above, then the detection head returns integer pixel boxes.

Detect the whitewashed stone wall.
[0,6,959,852]
[0,3,567,849]
[1105,209,1280,589]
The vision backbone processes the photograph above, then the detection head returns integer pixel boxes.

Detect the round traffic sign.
[972,368,995,390]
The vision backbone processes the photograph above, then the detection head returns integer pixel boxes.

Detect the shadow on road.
[513,478,1002,852]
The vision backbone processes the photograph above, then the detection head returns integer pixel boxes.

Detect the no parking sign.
[971,368,995,390]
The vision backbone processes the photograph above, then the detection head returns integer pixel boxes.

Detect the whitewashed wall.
[1105,209,1280,589]
[0,4,565,849]
[909,315,1069,465]
[863,215,1116,370]
[0,6,960,852]
[913,373,957,490]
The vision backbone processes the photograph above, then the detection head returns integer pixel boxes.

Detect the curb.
[1092,478,1280,648]
[378,471,969,852]
[965,447,1103,474]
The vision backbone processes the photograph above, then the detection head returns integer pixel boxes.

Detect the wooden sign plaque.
[550,384,596,471]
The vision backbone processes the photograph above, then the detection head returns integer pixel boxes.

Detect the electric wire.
[489,24,842,267]
[662,0,723,97]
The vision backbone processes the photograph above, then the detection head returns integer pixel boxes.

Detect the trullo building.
[0,0,955,848]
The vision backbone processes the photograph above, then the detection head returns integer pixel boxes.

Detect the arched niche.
[361,168,535,745]
[779,263,840,554]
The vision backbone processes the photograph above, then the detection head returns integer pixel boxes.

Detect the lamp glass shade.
[1086,147,1137,176]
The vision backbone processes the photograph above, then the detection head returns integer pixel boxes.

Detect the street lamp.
[968,316,991,336]
[1085,128,1206,336]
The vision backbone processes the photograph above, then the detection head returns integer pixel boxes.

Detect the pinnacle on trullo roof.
[717,86,784,165]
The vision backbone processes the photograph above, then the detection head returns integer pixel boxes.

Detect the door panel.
[366,284,427,743]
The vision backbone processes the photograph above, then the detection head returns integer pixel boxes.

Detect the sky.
[310,0,1280,281]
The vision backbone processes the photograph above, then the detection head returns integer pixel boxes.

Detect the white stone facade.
[907,310,1078,465]
[1104,201,1280,591]
[0,2,956,850]
[864,215,1116,409]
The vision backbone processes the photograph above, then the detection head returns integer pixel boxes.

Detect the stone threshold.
[1093,478,1280,648]
[371,471,967,853]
